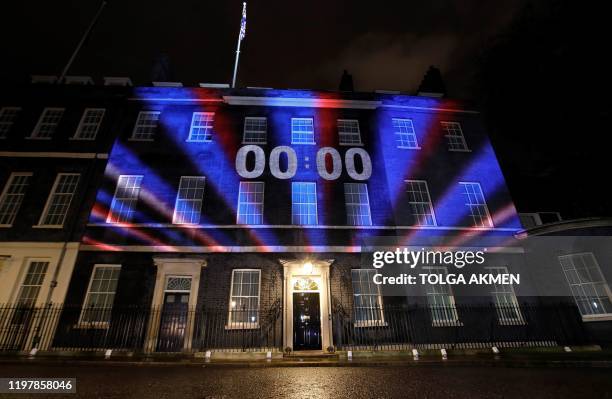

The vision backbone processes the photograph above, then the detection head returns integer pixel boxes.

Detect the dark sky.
[2,0,526,97]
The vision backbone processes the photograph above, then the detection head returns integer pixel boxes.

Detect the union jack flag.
[239,2,247,41]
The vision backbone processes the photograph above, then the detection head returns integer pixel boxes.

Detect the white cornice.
[223,96,382,109]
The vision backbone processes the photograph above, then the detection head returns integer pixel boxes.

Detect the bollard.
[205,350,212,361]
[564,346,572,352]
[29,348,38,358]
[347,350,353,360]
[266,351,272,361]
[412,348,419,361]
[440,348,447,360]
[105,349,113,359]
[492,346,499,354]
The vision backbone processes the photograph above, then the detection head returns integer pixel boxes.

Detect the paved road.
[1,362,611,399]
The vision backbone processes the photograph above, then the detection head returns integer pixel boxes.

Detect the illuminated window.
[559,253,612,317]
[459,182,493,227]
[107,175,143,223]
[228,269,261,327]
[173,176,206,224]
[187,112,214,142]
[16,261,49,306]
[291,118,315,144]
[344,183,372,226]
[338,119,362,145]
[131,111,160,140]
[237,181,264,224]
[392,118,419,149]
[292,182,317,225]
[423,266,460,326]
[0,173,32,226]
[38,173,80,227]
[405,180,437,226]
[351,269,384,325]
[441,121,469,151]
[243,117,267,144]
[80,265,121,325]
[485,266,524,325]
[30,108,64,139]
[0,107,21,138]
[73,108,105,140]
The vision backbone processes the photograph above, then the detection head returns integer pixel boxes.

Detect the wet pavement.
[1,362,611,398]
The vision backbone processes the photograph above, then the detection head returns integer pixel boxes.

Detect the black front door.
[157,292,189,352]
[293,292,321,350]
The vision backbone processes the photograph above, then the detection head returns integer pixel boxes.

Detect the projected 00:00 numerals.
[235,145,372,181]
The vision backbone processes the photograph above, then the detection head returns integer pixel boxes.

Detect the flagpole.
[231,2,247,88]
[59,0,108,83]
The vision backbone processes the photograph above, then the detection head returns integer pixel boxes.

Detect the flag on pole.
[239,2,247,41]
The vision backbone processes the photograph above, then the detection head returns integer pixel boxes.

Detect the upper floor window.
[80,264,121,325]
[486,266,524,325]
[38,173,80,227]
[351,269,384,325]
[131,111,160,141]
[338,119,362,145]
[107,175,143,223]
[459,182,493,227]
[0,173,32,227]
[173,176,206,224]
[16,261,49,306]
[344,183,372,226]
[74,108,105,140]
[392,118,419,149]
[0,107,21,138]
[423,266,460,326]
[228,269,261,327]
[237,181,264,225]
[292,182,317,225]
[30,108,65,139]
[187,112,214,142]
[291,118,315,144]
[243,117,267,144]
[441,121,469,151]
[405,180,437,226]
[559,253,612,317]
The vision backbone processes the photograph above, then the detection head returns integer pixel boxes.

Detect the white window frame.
[0,107,21,138]
[441,121,470,152]
[236,181,265,225]
[187,112,214,142]
[351,269,385,327]
[72,108,105,140]
[78,264,121,328]
[15,260,50,306]
[0,172,32,227]
[422,266,461,327]
[30,107,65,139]
[37,173,80,228]
[392,118,420,149]
[344,183,372,226]
[107,175,144,223]
[291,117,315,145]
[459,182,494,227]
[337,119,363,146]
[130,111,160,141]
[172,176,206,225]
[485,266,525,325]
[242,117,267,144]
[559,253,612,320]
[227,269,261,330]
[291,182,318,225]
[405,179,437,226]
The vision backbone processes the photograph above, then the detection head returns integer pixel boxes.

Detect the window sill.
[339,142,364,147]
[32,225,64,229]
[241,141,267,145]
[186,139,213,143]
[25,136,52,140]
[225,323,259,330]
[499,319,526,326]
[448,148,472,153]
[73,322,110,329]
[128,138,155,142]
[397,146,421,150]
[582,314,612,322]
[69,137,96,141]
[431,320,464,327]
[354,321,388,328]
[0,224,13,228]
[290,142,316,145]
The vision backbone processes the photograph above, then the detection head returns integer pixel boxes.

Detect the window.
[38,173,80,227]
[441,121,469,151]
[187,112,214,142]
[344,183,372,226]
[73,108,105,140]
[0,107,21,138]
[392,118,419,149]
[459,182,493,227]
[338,119,362,145]
[423,266,460,326]
[559,253,612,317]
[16,261,49,306]
[291,118,315,144]
[243,117,267,144]
[292,182,317,225]
[351,269,384,325]
[80,265,121,325]
[486,266,524,325]
[31,108,64,139]
[228,269,261,327]
[237,181,264,224]
[107,175,143,223]
[131,111,160,140]
[405,180,437,226]
[173,176,206,224]
[0,173,32,226]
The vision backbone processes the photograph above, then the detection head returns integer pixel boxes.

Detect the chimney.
[417,65,446,97]
[339,70,354,92]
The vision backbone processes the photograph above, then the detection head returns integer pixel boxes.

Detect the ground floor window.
[351,269,384,326]
[559,253,612,317]
[228,269,261,328]
[486,266,524,325]
[80,264,121,325]
[423,266,460,326]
